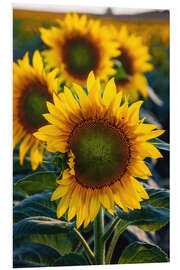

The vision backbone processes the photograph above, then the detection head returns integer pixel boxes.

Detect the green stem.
[105,219,128,264]
[73,228,96,265]
[102,216,120,242]
[94,207,105,264]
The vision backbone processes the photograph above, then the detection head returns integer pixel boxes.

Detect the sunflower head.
[34,71,164,228]
[112,25,153,101]
[40,13,119,86]
[13,50,61,170]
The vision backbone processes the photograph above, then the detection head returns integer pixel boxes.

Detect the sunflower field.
[13,8,170,268]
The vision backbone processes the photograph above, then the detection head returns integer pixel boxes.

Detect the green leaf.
[115,205,169,231]
[13,216,75,238]
[28,232,78,256]
[13,192,79,256]
[142,186,169,209]
[14,242,60,266]
[149,138,170,151]
[13,192,57,223]
[14,171,57,196]
[115,185,169,231]
[13,155,32,173]
[53,253,88,266]
[13,259,45,268]
[118,241,168,263]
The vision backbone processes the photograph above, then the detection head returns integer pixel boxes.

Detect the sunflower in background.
[112,25,153,101]
[40,13,119,86]
[34,71,164,228]
[13,50,60,170]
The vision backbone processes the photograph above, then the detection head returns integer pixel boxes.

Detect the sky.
[13,3,158,15]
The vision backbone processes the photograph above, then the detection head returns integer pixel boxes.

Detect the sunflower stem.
[105,219,129,264]
[102,216,120,242]
[73,228,96,265]
[94,207,105,264]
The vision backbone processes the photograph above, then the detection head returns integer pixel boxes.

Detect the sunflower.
[34,71,164,228]
[112,25,153,101]
[40,13,119,86]
[13,50,60,170]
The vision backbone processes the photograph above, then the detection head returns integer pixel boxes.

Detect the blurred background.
[13,5,169,266]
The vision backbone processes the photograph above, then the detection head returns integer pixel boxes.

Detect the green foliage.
[14,216,75,238]
[115,205,169,231]
[28,232,77,256]
[14,242,60,266]
[14,172,57,196]
[13,191,79,258]
[13,260,45,268]
[53,253,89,266]
[13,192,57,223]
[13,155,32,174]
[142,186,169,209]
[115,186,169,231]
[118,241,168,263]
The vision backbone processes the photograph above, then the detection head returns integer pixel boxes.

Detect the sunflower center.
[115,48,134,86]
[62,36,99,78]
[20,82,51,132]
[69,121,130,188]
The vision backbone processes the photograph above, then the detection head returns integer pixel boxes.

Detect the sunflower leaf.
[13,216,75,238]
[142,186,169,209]
[53,253,89,266]
[118,241,168,263]
[115,205,169,232]
[13,242,60,266]
[27,232,78,256]
[13,259,45,268]
[14,171,58,196]
[115,185,169,232]
[13,192,79,255]
[13,192,57,223]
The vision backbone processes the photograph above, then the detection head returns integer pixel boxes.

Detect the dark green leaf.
[115,186,169,231]
[14,216,75,238]
[118,241,168,263]
[13,155,32,174]
[13,193,78,256]
[27,232,78,256]
[142,187,169,209]
[53,253,88,266]
[13,192,57,223]
[14,171,57,196]
[13,259,45,268]
[115,205,169,231]
[14,242,60,266]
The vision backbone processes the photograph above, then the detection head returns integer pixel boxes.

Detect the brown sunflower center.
[61,35,100,80]
[69,120,130,189]
[115,48,134,86]
[18,81,52,132]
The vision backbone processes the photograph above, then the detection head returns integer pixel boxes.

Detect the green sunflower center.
[20,83,51,132]
[63,36,99,78]
[70,121,130,188]
[114,48,134,86]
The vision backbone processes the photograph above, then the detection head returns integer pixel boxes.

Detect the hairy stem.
[94,207,105,264]
[105,219,128,264]
[73,227,96,264]
[102,216,120,242]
